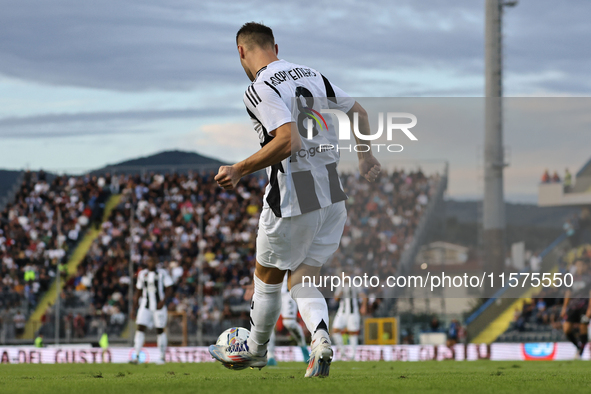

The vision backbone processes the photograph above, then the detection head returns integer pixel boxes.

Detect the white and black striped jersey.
[244,59,354,218]
[136,268,173,311]
[335,284,363,315]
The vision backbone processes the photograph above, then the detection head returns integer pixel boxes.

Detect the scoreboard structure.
[364,317,398,345]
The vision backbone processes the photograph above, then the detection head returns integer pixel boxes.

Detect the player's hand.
[359,155,381,182]
[157,301,165,310]
[215,165,242,190]
[130,310,136,320]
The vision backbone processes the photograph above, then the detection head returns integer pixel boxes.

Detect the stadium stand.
[0,172,110,341]
[0,167,442,344]
[496,242,591,343]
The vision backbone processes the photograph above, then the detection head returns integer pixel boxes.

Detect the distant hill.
[445,199,579,228]
[442,199,580,251]
[94,150,227,173]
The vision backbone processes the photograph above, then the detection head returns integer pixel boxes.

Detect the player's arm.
[561,289,571,318]
[359,292,368,315]
[347,101,381,182]
[132,287,140,319]
[586,289,591,318]
[131,271,143,319]
[157,285,173,310]
[334,285,342,302]
[216,122,301,190]
[157,271,175,309]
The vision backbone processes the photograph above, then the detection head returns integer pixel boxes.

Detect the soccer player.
[131,257,174,364]
[332,278,366,361]
[560,259,591,359]
[267,275,310,365]
[209,22,380,377]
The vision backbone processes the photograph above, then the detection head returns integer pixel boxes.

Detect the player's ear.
[275,44,278,55]
[238,45,246,59]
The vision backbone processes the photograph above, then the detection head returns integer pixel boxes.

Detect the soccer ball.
[216,327,250,347]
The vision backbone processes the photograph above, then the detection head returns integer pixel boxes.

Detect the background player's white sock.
[247,275,282,356]
[134,331,145,357]
[157,332,167,361]
[283,318,306,347]
[290,283,330,347]
[333,332,344,358]
[349,334,358,360]
[268,330,276,359]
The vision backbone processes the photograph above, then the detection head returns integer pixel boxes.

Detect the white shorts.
[333,310,361,332]
[136,306,168,329]
[256,201,346,271]
[281,292,298,320]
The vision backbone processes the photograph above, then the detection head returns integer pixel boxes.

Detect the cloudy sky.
[0,0,589,202]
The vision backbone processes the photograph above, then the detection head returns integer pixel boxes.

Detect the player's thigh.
[136,307,153,327]
[289,259,322,288]
[281,292,298,319]
[153,308,168,329]
[332,311,347,331]
[257,208,316,272]
[347,313,361,332]
[307,201,346,266]
[566,308,583,326]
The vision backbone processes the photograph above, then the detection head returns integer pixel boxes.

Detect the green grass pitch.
[1,360,591,394]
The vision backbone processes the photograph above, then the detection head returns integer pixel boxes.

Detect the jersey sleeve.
[244,82,292,133]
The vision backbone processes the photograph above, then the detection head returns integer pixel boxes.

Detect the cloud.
[0,0,589,95]
[178,122,261,163]
[0,107,240,138]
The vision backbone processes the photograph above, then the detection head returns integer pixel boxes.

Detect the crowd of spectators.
[57,171,265,338]
[1,167,440,341]
[327,169,437,306]
[506,240,591,339]
[541,168,572,191]
[0,170,109,340]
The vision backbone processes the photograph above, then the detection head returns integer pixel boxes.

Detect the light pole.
[483,0,517,283]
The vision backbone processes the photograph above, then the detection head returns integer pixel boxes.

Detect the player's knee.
[157,328,165,335]
[137,325,147,332]
[255,261,285,285]
[289,263,321,290]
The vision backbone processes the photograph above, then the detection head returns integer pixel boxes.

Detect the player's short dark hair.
[236,22,275,49]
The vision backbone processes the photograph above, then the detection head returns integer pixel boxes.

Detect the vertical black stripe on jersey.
[264,81,281,97]
[321,74,338,104]
[245,89,257,107]
[267,165,283,217]
[246,107,283,217]
[326,162,348,203]
[349,298,353,313]
[292,170,321,214]
[249,85,262,103]
[154,274,161,309]
[144,277,150,309]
